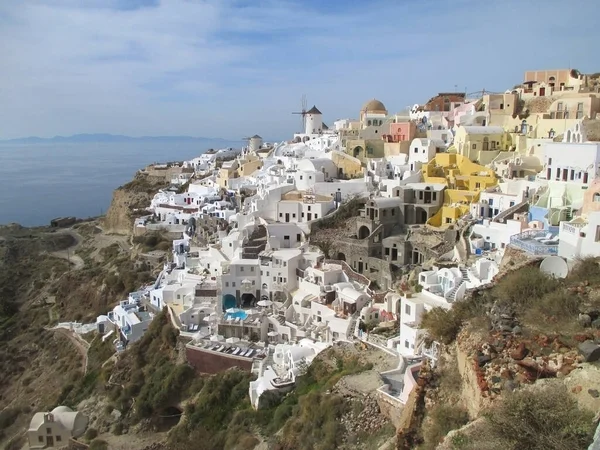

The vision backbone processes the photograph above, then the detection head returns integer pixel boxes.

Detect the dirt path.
[49,327,91,374]
[47,230,85,270]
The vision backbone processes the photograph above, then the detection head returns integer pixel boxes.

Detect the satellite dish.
[540,256,569,279]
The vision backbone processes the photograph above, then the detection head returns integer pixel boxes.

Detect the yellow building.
[423,153,497,227]
[216,159,239,189]
[216,152,263,189]
[453,126,513,165]
[237,152,262,177]
[331,150,364,178]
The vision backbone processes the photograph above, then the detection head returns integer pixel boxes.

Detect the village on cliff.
[41,68,600,433]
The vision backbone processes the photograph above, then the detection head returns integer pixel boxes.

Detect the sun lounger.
[534,232,553,242]
[232,347,241,355]
[542,238,559,245]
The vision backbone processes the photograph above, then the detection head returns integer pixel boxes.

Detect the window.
[414,148,418,153]
[284,235,290,240]
[557,102,563,111]
[446,217,452,224]
[382,210,387,217]
[279,213,282,217]
[252,280,255,285]
[577,102,584,119]
[596,225,600,242]
[472,143,477,150]
[297,233,301,241]
[299,175,303,180]
[314,214,318,218]
[475,182,481,189]
[488,198,494,206]
[391,209,395,216]
[267,271,269,276]
[47,428,51,435]
[250,266,254,272]
[39,437,44,443]
[232,282,236,287]
[309,176,312,180]
[405,340,410,348]
[56,436,62,442]
[594,193,600,203]
[240,266,244,272]
[273,277,276,281]
[510,201,515,207]
[308,206,311,211]
[548,157,552,165]
[283,262,287,267]
[405,304,411,315]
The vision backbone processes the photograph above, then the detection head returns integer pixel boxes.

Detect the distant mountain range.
[0,133,236,144]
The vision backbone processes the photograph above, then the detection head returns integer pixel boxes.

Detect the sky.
[0,0,598,141]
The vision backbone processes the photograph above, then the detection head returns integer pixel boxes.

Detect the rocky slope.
[104,171,169,235]
[401,258,600,450]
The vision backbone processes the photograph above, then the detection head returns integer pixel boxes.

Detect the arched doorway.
[416,208,428,224]
[241,293,256,307]
[222,294,236,311]
[353,146,363,158]
[358,226,370,239]
[336,252,346,262]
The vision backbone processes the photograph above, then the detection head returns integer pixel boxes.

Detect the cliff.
[103,172,170,235]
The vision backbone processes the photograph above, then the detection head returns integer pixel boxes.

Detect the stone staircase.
[445,267,469,301]
[242,224,267,259]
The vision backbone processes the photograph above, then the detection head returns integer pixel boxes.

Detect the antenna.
[292,94,308,132]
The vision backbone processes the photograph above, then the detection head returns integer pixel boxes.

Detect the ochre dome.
[362,99,387,113]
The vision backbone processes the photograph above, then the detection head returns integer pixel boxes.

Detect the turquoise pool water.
[225,311,248,321]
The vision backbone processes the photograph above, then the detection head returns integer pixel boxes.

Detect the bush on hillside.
[421,404,469,450]
[482,384,594,450]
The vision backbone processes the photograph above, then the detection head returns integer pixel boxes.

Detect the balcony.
[509,230,559,255]
[561,221,586,235]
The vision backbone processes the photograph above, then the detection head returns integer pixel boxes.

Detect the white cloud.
[0,0,597,139]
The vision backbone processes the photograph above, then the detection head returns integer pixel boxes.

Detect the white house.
[408,138,446,172]
[558,212,600,260]
[97,298,154,347]
[541,141,600,185]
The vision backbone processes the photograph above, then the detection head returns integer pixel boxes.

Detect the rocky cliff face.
[103,172,169,235]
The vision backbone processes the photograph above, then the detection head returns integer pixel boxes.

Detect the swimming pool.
[225,311,248,321]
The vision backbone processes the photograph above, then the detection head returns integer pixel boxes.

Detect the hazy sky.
[1,0,598,141]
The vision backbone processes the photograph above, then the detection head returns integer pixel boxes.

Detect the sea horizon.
[0,140,243,227]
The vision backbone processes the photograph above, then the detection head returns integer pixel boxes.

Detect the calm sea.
[0,141,241,226]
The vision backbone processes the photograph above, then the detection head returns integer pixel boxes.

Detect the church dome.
[362,99,387,114]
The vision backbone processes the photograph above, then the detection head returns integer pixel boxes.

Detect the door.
[285,213,289,222]
[539,87,545,96]
[47,436,54,447]
[307,213,312,221]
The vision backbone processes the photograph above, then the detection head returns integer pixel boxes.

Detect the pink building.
[384,122,417,143]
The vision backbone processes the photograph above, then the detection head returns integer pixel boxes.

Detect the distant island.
[0,133,234,145]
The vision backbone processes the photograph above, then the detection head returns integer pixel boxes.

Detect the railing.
[509,230,558,255]
[561,222,586,235]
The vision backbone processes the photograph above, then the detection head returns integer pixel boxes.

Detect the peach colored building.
[582,179,600,216]
[383,122,417,143]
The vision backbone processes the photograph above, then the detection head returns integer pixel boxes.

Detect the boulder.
[510,342,528,361]
[578,340,600,362]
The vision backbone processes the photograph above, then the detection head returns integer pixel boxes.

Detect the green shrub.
[482,384,594,450]
[421,307,464,345]
[421,404,469,450]
[89,439,108,450]
[85,428,98,441]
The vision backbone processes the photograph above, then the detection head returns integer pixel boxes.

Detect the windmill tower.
[292,95,308,133]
